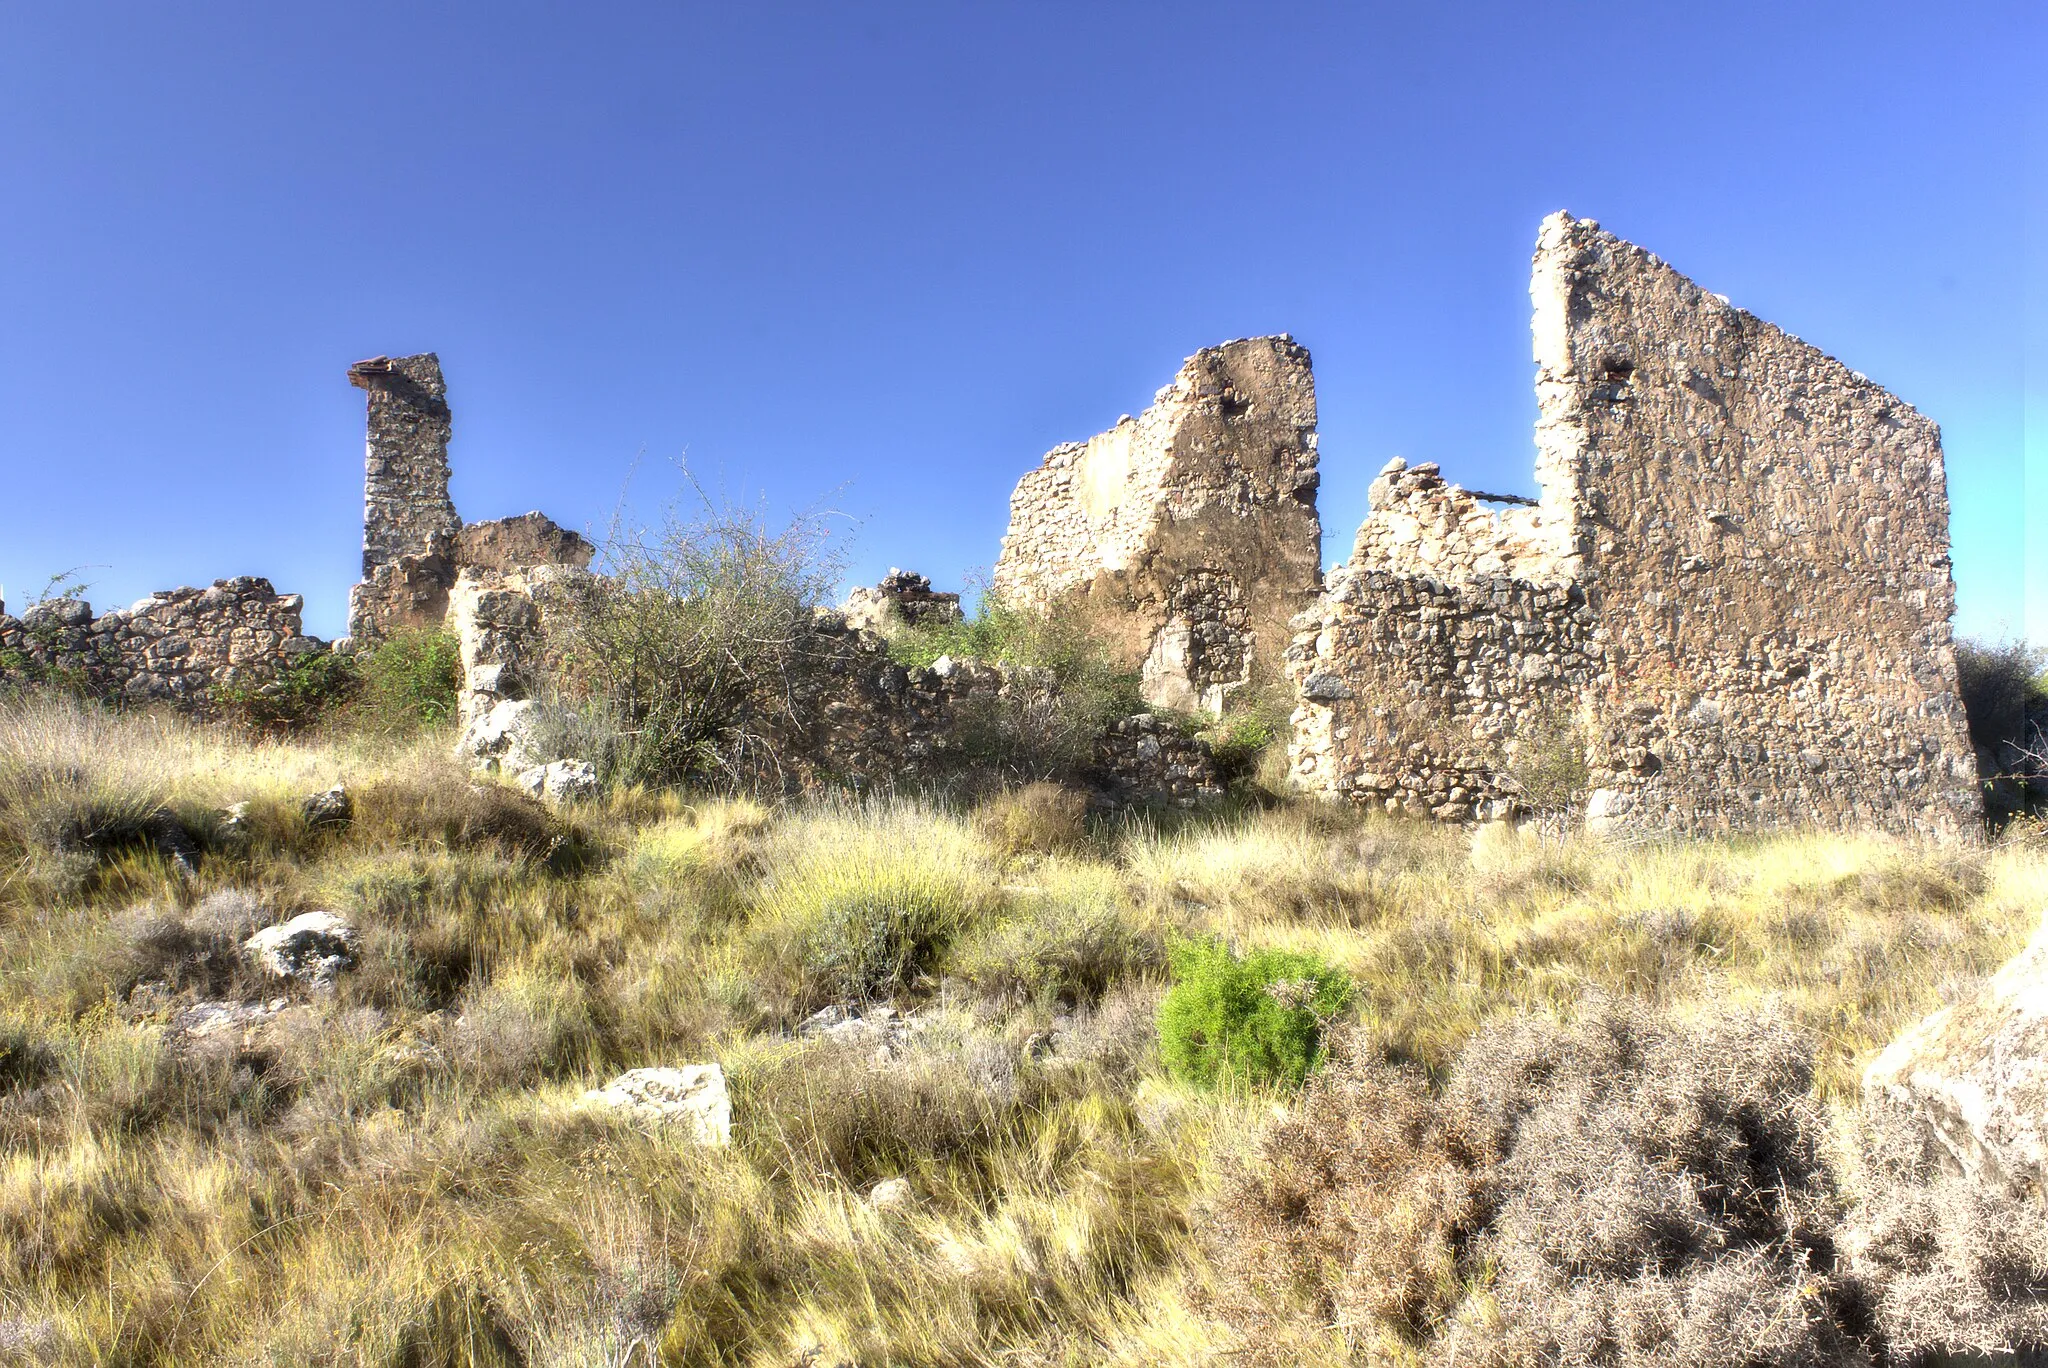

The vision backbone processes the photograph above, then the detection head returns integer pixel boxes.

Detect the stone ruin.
[990,213,1980,838]
[1283,213,1979,838]
[0,214,1986,834]
[344,353,595,645]
[338,363,1223,807]
[0,578,319,707]
[993,335,1323,714]
[841,570,963,637]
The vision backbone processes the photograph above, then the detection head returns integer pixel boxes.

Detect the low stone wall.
[1289,568,1596,820]
[449,574,1220,806]
[0,578,323,708]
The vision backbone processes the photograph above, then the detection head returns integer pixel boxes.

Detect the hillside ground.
[0,695,2041,1366]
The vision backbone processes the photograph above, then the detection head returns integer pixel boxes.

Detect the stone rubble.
[841,569,963,636]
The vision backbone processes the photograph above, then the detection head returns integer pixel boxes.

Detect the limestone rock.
[1865,912,2048,1205]
[456,513,595,575]
[460,698,540,773]
[516,758,598,804]
[867,1177,914,1210]
[581,1065,731,1145]
[302,783,352,829]
[243,911,359,984]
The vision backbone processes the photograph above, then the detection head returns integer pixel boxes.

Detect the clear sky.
[2,2,2043,642]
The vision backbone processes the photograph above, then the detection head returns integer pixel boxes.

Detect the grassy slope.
[0,696,2040,1366]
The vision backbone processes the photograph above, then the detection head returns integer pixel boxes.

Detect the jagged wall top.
[992,335,1321,711]
[1290,211,1979,838]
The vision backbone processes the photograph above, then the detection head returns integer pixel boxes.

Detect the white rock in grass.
[515,758,599,804]
[1865,910,2048,1204]
[582,1065,731,1146]
[243,911,358,984]
[459,698,540,773]
[867,1177,913,1210]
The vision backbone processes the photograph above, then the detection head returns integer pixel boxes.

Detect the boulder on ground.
[302,783,352,829]
[243,911,359,985]
[1865,910,2048,1205]
[581,1064,731,1145]
[516,758,598,804]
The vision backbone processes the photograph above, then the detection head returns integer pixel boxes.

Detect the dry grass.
[0,691,2040,1364]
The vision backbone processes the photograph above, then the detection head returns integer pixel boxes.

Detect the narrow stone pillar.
[348,353,461,580]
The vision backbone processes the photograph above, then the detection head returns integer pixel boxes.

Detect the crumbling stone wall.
[994,336,1321,715]
[1292,213,1980,839]
[841,570,963,637]
[344,354,594,643]
[0,579,323,708]
[450,573,1218,807]
[351,354,459,577]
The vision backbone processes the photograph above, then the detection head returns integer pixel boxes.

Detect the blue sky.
[2,2,2042,642]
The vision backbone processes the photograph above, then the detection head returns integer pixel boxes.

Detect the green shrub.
[1157,938,1350,1089]
[210,649,361,735]
[351,627,461,735]
[544,487,846,790]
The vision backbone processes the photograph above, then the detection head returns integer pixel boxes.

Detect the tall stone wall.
[1291,213,1981,839]
[1534,212,1977,837]
[0,579,323,708]
[993,336,1322,714]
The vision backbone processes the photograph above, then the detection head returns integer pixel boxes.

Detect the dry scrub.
[0,692,2041,1364]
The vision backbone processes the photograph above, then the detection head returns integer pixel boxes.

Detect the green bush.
[893,590,1143,782]
[351,627,461,735]
[211,649,360,735]
[545,487,846,790]
[1157,938,1350,1089]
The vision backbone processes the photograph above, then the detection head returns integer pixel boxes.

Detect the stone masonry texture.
[0,578,322,709]
[994,336,1322,715]
[1289,213,1980,839]
[350,354,460,581]
[345,353,594,643]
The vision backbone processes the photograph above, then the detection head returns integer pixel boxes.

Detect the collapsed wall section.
[993,336,1321,713]
[1292,213,1980,839]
